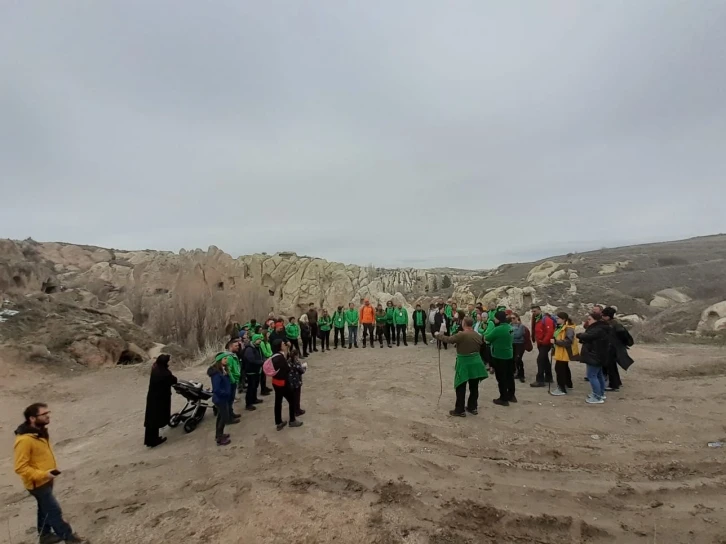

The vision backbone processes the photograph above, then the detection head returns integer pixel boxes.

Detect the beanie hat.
[602,307,616,319]
[494,310,508,324]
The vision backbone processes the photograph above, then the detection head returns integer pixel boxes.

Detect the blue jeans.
[348,326,358,346]
[28,482,73,539]
[586,365,605,398]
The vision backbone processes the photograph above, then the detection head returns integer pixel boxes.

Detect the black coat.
[576,321,610,367]
[433,312,451,335]
[144,364,178,429]
[609,320,635,370]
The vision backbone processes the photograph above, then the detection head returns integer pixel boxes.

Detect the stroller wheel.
[168,414,181,428]
[183,419,197,433]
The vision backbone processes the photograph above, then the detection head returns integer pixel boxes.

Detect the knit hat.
[602,307,616,319]
[251,333,264,344]
[494,310,508,324]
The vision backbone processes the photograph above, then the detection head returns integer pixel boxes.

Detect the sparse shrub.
[657,256,689,267]
[442,275,452,289]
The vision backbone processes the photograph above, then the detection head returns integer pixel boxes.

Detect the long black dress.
[143,362,177,447]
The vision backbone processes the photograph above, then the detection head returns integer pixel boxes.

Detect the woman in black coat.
[144,354,178,447]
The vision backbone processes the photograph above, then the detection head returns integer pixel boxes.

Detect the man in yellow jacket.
[14,403,83,543]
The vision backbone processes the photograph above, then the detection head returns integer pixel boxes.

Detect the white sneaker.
[549,387,566,396]
[586,396,605,404]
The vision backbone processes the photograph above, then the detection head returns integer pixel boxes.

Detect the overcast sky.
[1,1,724,269]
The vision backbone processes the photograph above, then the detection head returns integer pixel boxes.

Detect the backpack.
[262,356,278,377]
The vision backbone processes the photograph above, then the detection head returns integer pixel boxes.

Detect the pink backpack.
[262,356,278,377]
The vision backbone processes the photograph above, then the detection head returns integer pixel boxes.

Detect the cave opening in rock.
[13,275,24,288]
[268,289,275,297]
[117,349,144,365]
[522,293,533,309]
[42,281,58,294]
[216,282,225,291]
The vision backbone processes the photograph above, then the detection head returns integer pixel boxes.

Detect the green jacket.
[285,323,300,340]
[384,307,395,324]
[259,340,272,359]
[332,311,346,329]
[217,351,240,385]
[318,316,332,331]
[444,305,453,319]
[393,307,408,326]
[375,312,387,325]
[484,323,514,359]
[344,309,359,326]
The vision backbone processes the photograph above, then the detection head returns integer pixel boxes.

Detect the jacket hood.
[15,422,48,439]
[207,364,221,377]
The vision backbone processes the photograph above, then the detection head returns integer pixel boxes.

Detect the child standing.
[207,356,234,446]
[288,348,307,417]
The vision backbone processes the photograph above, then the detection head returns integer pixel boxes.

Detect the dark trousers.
[386,323,396,344]
[302,336,311,357]
[273,384,296,425]
[513,343,526,378]
[310,324,319,350]
[333,327,345,347]
[245,372,260,406]
[260,371,271,393]
[555,360,573,392]
[376,325,387,345]
[292,386,302,413]
[290,338,300,354]
[362,323,375,345]
[396,324,408,345]
[414,325,427,344]
[535,344,553,383]
[603,357,622,389]
[492,357,516,401]
[437,337,448,350]
[28,482,73,540]
[144,426,161,447]
[455,379,479,413]
[481,343,492,365]
[319,330,330,351]
[214,402,230,440]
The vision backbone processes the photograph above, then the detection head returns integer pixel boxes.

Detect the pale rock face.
[697,301,726,332]
[598,261,631,275]
[649,288,692,309]
[526,261,562,285]
[550,269,567,281]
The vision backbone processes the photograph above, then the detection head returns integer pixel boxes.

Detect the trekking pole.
[548,349,553,394]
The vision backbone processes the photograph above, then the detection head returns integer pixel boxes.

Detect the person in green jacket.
[393,303,409,346]
[484,311,516,406]
[285,317,301,355]
[318,309,332,352]
[332,305,347,349]
[375,303,390,348]
[219,337,242,420]
[345,302,359,349]
[444,299,453,320]
[383,301,396,347]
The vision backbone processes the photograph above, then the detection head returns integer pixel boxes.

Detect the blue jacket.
[207,365,232,405]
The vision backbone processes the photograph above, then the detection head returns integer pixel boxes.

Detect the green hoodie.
[444,305,453,319]
[345,309,359,326]
[258,339,272,359]
[393,307,408,326]
[332,310,346,329]
[375,311,387,325]
[484,322,514,359]
[216,351,240,385]
[285,323,300,339]
[318,315,332,331]
[384,306,395,324]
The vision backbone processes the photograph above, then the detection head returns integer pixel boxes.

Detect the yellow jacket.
[14,425,57,490]
[553,324,580,362]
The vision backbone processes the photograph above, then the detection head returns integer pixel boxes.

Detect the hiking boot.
[229,417,241,425]
[493,398,510,407]
[39,534,63,544]
[253,398,264,404]
[63,535,87,544]
[586,396,605,405]
[276,421,288,431]
[313,349,319,352]
[465,407,478,415]
[388,344,392,348]
[362,341,366,348]
[530,381,545,388]
[509,395,518,403]
[449,410,466,417]
[216,436,231,446]
[245,405,257,411]
[354,344,358,348]
[567,383,574,389]
[348,345,352,349]
[550,387,566,396]
[261,389,272,396]
[605,386,619,392]
[289,420,304,428]
[295,409,306,416]
[231,412,241,419]
[334,345,338,349]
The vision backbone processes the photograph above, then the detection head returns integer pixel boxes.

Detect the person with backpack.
[359,299,376,348]
[485,311,516,406]
[601,306,634,391]
[257,327,273,396]
[318,309,332,352]
[393,303,409,346]
[285,316,301,356]
[345,302,359,349]
[332,305,347,349]
[549,312,578,396]
[412,304,428,345]
[242,333,265,411]
[299,314,312,357]
[375,303,389,347]
[265,339,303,430]
[384,300,396,346]
[530,305,555,387]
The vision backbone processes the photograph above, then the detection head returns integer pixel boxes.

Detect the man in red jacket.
[530,305,555,387]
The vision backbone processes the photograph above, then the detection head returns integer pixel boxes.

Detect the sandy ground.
[1,341,725,544]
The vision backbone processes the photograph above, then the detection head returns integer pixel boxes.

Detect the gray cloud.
[1,1,724,269]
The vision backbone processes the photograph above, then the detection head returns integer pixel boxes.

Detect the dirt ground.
[1,341,725,544]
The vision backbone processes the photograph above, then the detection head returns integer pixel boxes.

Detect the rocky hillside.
[1,235,725,368]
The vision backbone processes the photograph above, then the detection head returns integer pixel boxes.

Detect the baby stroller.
[169,380,214,433]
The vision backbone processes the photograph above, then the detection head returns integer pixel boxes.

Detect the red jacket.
[532,315,555,345]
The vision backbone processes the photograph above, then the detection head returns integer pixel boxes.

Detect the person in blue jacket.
[207,355,237,446]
